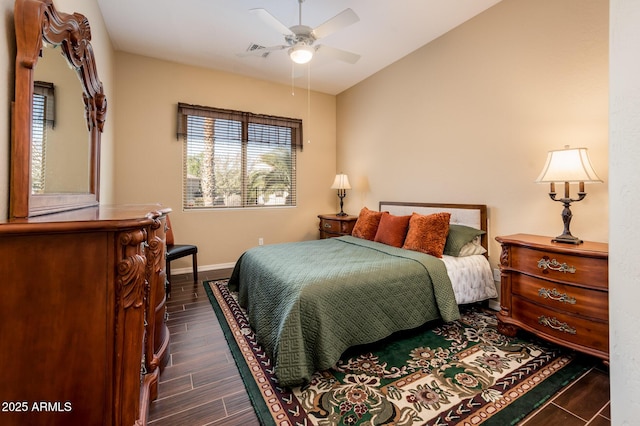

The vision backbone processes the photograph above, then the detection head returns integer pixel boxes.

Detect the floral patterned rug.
[204,280,593,426]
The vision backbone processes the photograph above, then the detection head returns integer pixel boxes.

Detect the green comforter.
[228,236,460,387]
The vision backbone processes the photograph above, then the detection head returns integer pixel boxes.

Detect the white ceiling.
[96,0,502,95]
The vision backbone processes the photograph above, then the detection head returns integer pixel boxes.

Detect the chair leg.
[192,253,198,282]
[166,262,171,295]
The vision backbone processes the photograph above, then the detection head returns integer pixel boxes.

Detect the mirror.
[11,0,107,218]
[32,45,89,195]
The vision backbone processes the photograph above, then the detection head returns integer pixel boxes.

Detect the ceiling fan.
[241,0,361,65]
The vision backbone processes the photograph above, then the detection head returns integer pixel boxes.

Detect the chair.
[165,215,198,295]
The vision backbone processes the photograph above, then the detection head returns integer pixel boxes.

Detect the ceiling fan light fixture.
[289,44,314,64]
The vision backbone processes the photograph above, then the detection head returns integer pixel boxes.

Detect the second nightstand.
[496,233,609,361]
[318,214,358,239]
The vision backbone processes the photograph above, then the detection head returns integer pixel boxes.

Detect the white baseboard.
[169,262,236,276]
[488,299,500,311]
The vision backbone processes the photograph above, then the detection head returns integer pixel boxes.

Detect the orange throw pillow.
[402,212,451,257]
[351,207,384,241]
[374,212,411,247]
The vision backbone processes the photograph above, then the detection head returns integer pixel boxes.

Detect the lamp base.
[336,192,347,217]
[552,234,583,245]
[549,196,585,245]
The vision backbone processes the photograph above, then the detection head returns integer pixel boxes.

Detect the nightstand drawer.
[318,214,358,239]
[511,296,609,353]
[320,219,343,234]
[509,246,608,289]
[511,274,608,321]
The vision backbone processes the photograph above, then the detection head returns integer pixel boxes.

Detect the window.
[177,103,302,210]
[32,81,55,194]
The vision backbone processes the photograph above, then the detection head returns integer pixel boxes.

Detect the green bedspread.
[228,236,460,387]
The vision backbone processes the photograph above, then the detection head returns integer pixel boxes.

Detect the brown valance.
[176,102,303,150]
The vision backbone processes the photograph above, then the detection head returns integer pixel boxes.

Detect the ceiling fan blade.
[316,44,360,64]
[312,8,359,40]
[250,8,294,36]
[237,44,288,58]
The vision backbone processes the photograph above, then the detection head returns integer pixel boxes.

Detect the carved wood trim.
[499,244,509,267]
[144,216,168,375]
[117,229,147,309]
[497,319,518,337]
[114,228,147,425]
[146,216,166,273]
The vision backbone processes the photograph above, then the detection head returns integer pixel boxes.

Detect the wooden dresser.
[0,205,171,425]
[496,234,609,361]
[318,213,358,239]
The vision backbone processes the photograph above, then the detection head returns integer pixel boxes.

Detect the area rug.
[204,279,593,426]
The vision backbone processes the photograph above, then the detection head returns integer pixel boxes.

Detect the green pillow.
[444,224,486,256]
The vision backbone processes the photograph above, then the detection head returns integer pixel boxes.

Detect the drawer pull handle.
[538,315,577,334]
[324,223,332,228]
[538,288,576,304]
[537,257,576,274]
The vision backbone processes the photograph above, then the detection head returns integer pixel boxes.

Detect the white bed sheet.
[441,254,498,304]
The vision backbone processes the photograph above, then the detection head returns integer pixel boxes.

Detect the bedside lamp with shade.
[535,146,603,244]
[331,174,351,216]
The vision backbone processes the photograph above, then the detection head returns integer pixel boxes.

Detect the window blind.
[34,81,55,128]
[177,103,301,210]
[32,92,47,193]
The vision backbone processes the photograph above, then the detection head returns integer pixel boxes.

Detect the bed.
[228,202,497,386]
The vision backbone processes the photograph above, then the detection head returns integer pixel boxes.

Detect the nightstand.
[318,214,358,239]
[496,234,609,361]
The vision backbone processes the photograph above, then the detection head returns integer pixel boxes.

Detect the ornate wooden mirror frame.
[11,0,106,218]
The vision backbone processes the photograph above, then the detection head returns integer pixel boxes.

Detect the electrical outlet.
[258,237,264,246]
[493,268,501,282]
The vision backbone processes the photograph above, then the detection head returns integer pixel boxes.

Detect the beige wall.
[336,0,609,271]
[0,0,115,220]
[112,52,337,269]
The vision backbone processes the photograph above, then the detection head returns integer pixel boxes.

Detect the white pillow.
[458,236,487,256]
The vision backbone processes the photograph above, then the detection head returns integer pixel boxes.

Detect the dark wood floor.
[148,270,610,426]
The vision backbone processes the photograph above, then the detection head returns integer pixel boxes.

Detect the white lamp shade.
[535,147,603,183]
[289,44,314,64]
[331,174,351,190]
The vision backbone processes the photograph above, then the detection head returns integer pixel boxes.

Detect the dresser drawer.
[511,273,608,321]
[509,246,608,289]
[511,296,608,353]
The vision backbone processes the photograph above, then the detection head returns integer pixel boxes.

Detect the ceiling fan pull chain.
[291,61,296,96]
[307,63,311,144]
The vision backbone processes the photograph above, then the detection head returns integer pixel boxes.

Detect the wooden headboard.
[379,201,489,253]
